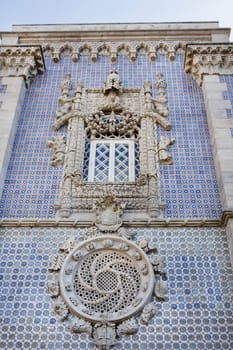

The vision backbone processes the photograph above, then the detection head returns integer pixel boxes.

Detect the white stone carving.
[0,46,45,87]
[42,40,186,63]
[47,136,66,166]
[158,136,175,164]
[184,44,233,86]
[154,276,168,301]
[95,193,124,232]
[140,302,157,325]
[47,227,167,349]
[49,70,174,221]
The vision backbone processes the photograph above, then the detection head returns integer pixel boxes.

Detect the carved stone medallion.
[48,227,167,349]
[60,235,154,322]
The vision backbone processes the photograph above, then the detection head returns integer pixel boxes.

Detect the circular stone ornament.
[60,235,154,322]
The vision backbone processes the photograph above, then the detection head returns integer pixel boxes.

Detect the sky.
[0,0,233,40]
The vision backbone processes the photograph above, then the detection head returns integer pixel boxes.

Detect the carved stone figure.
[53,300,69,320]
[48,254,64,271]
[141,303,156,325]
[47,136,66,166]
[138,239,158,254]
[104,69,122,93]
[47,276,59,297]
[93,322,117,350]
[71,318,92,334]
[60,72,72,97]
[150,256,161,273]
[59,237,76,253]
[142,74,171,130]
[118,318,138,335]
[101,69,123,113]
[154,276,168,301]
[158,136,175,164]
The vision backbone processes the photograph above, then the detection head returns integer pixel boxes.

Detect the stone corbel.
[0,46,45,87]
[184,43,233,86]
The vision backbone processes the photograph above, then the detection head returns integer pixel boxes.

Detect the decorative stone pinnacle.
[184,43,233,86]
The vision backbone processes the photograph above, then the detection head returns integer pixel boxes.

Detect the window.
[85,139,138,182]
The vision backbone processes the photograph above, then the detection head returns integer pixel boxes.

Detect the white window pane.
[114,143,129,182]
[94,143,110,182]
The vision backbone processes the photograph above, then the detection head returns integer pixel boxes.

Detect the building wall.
[0,54,222,219]
[0,23,233,350]
[0,227,233,349]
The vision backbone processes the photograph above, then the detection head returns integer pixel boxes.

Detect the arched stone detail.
[42,40,187,63]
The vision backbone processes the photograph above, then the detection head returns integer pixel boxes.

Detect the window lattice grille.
[84,140,139,183]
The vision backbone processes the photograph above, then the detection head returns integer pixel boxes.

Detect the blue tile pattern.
[0,78,7,109]
[219,76,233,136]
[221,75,233,107]
[0,55,222,219]
[0,227,232,349]
[0,81,7,94]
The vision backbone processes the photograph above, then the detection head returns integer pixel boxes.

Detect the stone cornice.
[41,40,188,63]
[0,210,232,228]
[184,43,233,86]
[0,45,45,87]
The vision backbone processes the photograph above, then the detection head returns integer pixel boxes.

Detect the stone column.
[0,46,45,198]
[184,43,233,266]
[59,82,86,218]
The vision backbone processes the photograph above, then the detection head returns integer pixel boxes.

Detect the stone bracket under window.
[48,70,173,222]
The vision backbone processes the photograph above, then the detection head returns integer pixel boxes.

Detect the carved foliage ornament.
[48,227,167,349]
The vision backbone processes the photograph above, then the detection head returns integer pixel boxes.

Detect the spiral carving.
[73,250,141,315]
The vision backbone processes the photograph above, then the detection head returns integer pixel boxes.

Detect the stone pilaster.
[185,43,233,266]
[0,77,25,197]
[226,219,233,266]
[0,46,45,198]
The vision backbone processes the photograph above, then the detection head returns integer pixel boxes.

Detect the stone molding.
[0,210,232,228]
[0,45,45,86]
[42,41,187,63]
[184,43,233,86]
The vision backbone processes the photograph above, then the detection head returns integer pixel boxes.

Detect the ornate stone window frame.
[49,70,174,222]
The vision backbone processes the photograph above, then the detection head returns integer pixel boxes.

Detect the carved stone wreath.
[48,227,167,349]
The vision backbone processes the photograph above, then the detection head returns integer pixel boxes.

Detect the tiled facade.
[0,23,233,350]
[0,227,233,350]
[0,55,222,219]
